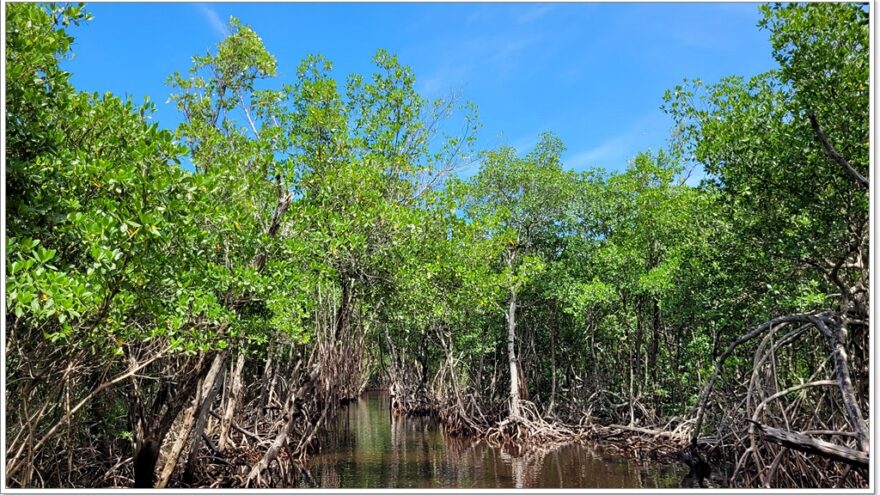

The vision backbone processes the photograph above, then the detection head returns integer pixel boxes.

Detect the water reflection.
[299,391,684,489]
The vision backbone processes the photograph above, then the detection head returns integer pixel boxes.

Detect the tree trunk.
[419,325,429,394]
[156,353,226,488]
[218,353,245,451]
[547,324,557,415]
[649,298,660,383]
[634,301,644,395]
[507,288,521,418]
[183,352,228,484]
[589,313,598,391]
[628,345,635,426]
[811,317,870,453]
[334,275,353,340]
[256,343,275,429]
[132,355,212,489]
[133,439,161,488]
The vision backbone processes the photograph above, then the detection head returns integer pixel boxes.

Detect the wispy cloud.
[513,4,554,25]
[567,134,636,170]
[510,131,543,154]
[465,6,492,25]
[412,4,573,97]
[489,36,536,64]
[419,65,469,98]
[634,3,761,53]
[416,30,542,97]
[464,4,553,26]
[566,114,667,171]
[196,4,230,38]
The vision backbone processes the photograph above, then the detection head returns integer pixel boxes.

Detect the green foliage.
[4,5,869,481]
[662,4,868,345]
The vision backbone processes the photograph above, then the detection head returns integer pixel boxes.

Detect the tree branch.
[808,112,868,189]
[753,423,869,468]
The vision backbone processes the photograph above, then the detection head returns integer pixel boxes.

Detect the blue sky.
[62,2,778,178]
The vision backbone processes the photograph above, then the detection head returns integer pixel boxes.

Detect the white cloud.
[566,114,667,171]
[419,65,469,98]
[567,133,635,170]
[464,4,554,27]
[465,6,492,25]
[196,4,230,38]
[417,29,543,97]
[513,4,554,25]
[490,36,534,64]
[412,5,572,91]
[510,132,541,154]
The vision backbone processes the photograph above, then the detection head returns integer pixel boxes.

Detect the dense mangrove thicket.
[4,3,869,489]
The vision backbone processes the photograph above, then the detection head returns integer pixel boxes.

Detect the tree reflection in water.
[298,391,684,488]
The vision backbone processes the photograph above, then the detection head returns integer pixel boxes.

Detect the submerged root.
[595,423,693,464]
[481,400,583,448]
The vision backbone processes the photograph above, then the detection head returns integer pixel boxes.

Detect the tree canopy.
[4,2,870,489]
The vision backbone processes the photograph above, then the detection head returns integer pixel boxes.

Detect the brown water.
[299,391,686,489]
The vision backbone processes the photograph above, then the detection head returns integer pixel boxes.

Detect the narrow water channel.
[299,390,685,489]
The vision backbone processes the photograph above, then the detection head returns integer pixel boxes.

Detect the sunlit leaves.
[663,2,868,315]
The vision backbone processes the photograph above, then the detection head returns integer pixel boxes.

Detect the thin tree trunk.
[334,275,353,340]
[811,317,870,453]
[156,354,225,488]
[218,353,245,451]
[547,323,557,416]
[649,298,660,384]
[634,300,644,398]
[419,325,429,396]
[132,355,212,489]
[590,314,598,391]
[628,345,635,426]
[507,287,521,418]
[256,343,275,429]
[183,352,228,483]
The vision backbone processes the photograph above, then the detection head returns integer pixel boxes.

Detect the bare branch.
[753,423,869,468]
[808,112,868,189]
